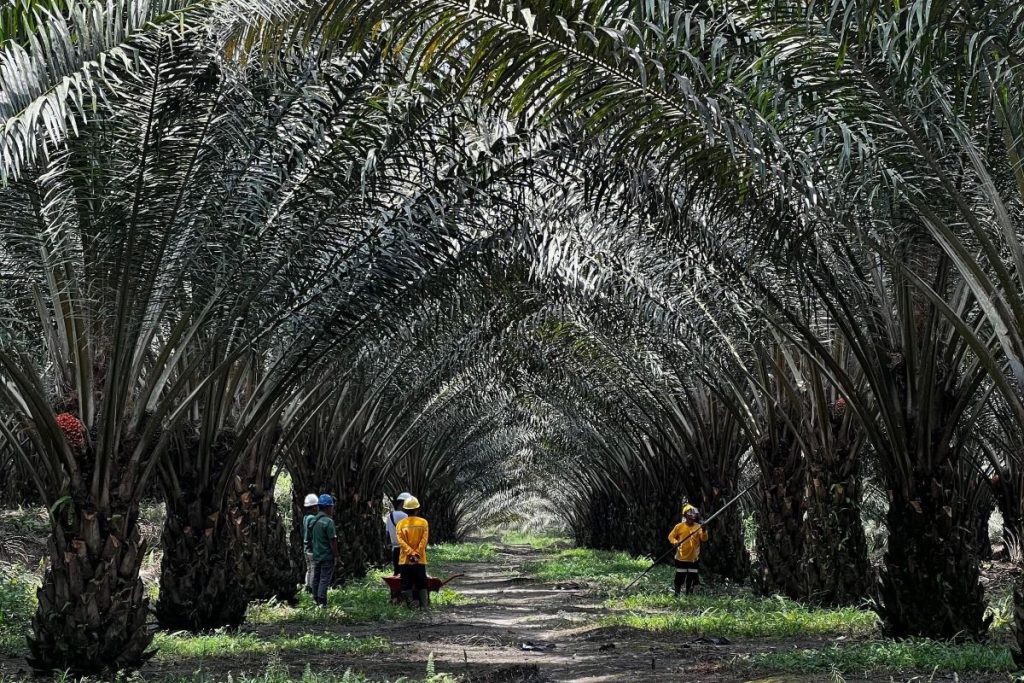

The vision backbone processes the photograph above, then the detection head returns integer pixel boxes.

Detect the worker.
[301,493,320,593]
[395,495,429,608]
[386,492,413,576]
[668,504,708,596]
[310,494,339,606]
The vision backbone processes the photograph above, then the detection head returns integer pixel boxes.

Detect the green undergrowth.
[16,656,458,683]
[247,569,470,625]
[429,541,496,564]
[744,640,1015,674]
[14,663,456,683]
[524,547,673,592]
[153,631,390,659]
[0,506,50,537]
[602,602,876,643]
[603,593,877,638]
[500,531,570,550]
[0,565,36,656]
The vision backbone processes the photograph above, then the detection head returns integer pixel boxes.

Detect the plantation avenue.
[2,0,1023,680]
[2,531,1016,681]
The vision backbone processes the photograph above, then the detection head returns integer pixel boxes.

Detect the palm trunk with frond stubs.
[229,477,298,603]
[879,462,990,640]
[156,499,248,630]
[156,433,247,630]
[695,487,749,583]
[802,454,871,605]
[752,433,807,599]
[28,494,152,674]
[331,489,386,581]
[967,481,994,562]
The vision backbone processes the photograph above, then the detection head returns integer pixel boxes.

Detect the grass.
[500,531,570,550]
[603,596,877,638]
[248,568,471,625]
[429,541,496,564]
[0,564,36,656]
[523,547,671,592]
[602,602,876,643]
[223,660,459,683]
[0,506,50,537]
[1,664,459,683]
[745,640,1016,674]
[153,631,391,659]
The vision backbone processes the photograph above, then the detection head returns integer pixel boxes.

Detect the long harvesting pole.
[620,482,757,594]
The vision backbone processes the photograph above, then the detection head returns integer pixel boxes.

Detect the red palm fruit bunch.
[55,412,86,450]
[834,397,847,414]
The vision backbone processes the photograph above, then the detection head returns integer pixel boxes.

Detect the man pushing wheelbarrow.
[381,495,464,606]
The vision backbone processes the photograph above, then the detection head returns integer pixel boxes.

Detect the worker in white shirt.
[386,492,413,575]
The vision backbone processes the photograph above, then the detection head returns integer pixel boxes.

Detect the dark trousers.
[399,563,428,592]
[312,558,335,604]
[674,559,699,595]
[392,547,401,575]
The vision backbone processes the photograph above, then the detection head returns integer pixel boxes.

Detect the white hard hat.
[303,493,319,507]
[396,492,413,501]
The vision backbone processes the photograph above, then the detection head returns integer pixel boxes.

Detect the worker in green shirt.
[310,494,339,606]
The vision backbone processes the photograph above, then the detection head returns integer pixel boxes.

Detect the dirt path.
[290,544,754,683]
[301,546,995,683]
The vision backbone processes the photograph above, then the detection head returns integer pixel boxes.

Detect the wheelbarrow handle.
[439,573,465,587]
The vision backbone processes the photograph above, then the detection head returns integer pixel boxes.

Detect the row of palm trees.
[0,19,549,670]
[2,0,1023,673]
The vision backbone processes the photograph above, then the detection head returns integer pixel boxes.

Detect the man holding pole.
[668,504,708,596]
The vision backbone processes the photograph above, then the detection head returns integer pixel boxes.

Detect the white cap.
[303,493,319,507]
[396,492,413,501]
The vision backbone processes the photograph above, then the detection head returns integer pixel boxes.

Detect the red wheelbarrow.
[382,573,464,604]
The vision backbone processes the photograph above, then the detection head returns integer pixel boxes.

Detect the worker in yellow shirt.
[396,496,430,607]
[668,504,708,596]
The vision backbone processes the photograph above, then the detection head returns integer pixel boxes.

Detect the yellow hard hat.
[682,504,699,516]
[403,496,421,511]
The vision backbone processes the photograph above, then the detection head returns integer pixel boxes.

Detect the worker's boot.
[401,590,414,607]
[417,589,430,609]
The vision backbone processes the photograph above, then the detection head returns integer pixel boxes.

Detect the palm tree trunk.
[695,483,750,582]
[332,487,385,580]
[155,495,248,630]
[428,504,462,544]
[229,469,299,603]
[27,496,153,673]
[752,436,807,598]
[878,462,990,639]
[649,491,684,561]
[968,483,994,561]
[802,450,871,605]
[156,434,247,630]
